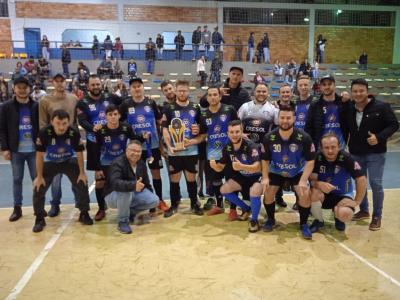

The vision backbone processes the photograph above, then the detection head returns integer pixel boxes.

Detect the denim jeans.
[249,48,255,63]
[176,47,183,60]
[146,60,154,74]
[105,188,159,223]
[50,173,79,206]
[352,153,386,218]
[157,48,163,60]
[263,47,270,63]
[192,44,199,60]
[204,44,210,59]
[11,152,36,206]
[62,63,69,76]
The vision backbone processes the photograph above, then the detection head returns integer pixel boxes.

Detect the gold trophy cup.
[169,118,186,151]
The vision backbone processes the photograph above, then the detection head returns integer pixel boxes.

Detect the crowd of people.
[0,61,398,237]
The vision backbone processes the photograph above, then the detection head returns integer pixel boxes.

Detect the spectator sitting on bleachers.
[72,83,84,100]
[298,58,311,77]
[128,59,137,77]
[13,61,28,79]
[273,59,284,77]
[113,79,128,98]
[197,55,207,87]
[74,40,82,47]
[38,57,50,79]
[31,85,47,102]
[27,63,41,86]
[285,58,297,84]
[113,59,124,79]
[77,61,90,75]
[97,57,113,78]
[358,50,368,70]
[253,71,266,87]
[76,69,89,91]
[24,57,35,74]
[0,73,9,103]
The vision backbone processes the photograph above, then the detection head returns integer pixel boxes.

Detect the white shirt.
[238,100,279,125]
[197,59,206,73]
[31,90,47,102]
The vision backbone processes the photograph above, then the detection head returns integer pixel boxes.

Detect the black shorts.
[198,141,207,161]
[140,148,163,170]
[322,194,354,211]
[269,172,302,188]
[86,140,100,171]
[205,160,224,182]
[230,174,261,201]
[168,155,198,175]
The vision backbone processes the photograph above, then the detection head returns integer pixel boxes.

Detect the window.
[316,10,395,26]
[224,8,310,25]
[0,0,8,17]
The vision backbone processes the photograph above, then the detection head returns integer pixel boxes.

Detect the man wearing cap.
[38,73,79,217]
[304,74,349,150]
[120,77,168,213]
[219,67,251,112]
[345,78,399,231]
[0,77,39,222]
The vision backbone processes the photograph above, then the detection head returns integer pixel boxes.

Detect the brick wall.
[124,5,217,23]
[16,2,118,20]
[0,19,12,56]
[223,25,309,63]
[315,27,394,64]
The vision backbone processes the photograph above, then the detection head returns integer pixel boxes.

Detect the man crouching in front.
[104,140,159,234]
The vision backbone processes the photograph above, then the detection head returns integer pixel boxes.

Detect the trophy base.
[174,143,185,151]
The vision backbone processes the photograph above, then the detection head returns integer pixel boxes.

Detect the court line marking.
[286,200,400,288]
[5,181,96,300]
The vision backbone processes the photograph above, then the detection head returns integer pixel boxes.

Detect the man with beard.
[32,109,92,232]
[210,120,263,232]
[162,80,204,217]
[345,78,398,231]
[219,67,251,111]
[305,75,348,150]
[160,80,176,114]
[261,105,316,239]
[120,77,168,212]
[309,133,367,232]
[198,87,238,216]
[76,75,111,221]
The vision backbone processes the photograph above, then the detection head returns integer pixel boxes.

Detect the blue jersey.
[121,98,161,149]
[76,96,110,143]
[322,101,345,148]
[262,128,316,177]
[313,150,364,197]
[199,104,238,160]
[220,138,261,178]
[36,126,84,163]
[96,123,137,166]
[18,104,35,153]
[294,97,312,130]
[162,101,201,157]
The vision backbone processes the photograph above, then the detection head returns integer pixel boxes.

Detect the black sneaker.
[9,205,22,222]
[198,191,205,199]
[276,197,287,208]
[192,204,204,216]
[164,206,178,218]
[334,218,346,231]
[79,211,94,225]
[248,220,260,233]
[309,219,324,233]
[48,205,60,217]
[32,217,46,233]
[203,198,216,210]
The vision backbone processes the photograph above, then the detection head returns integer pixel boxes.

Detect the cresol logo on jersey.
[133,115,151,129]
[19,116,32,130]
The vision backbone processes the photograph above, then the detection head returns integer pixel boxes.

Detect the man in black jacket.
[192,26,202,61]
[304,74,348,150]
[104,140,159,234]
[0,77,38,222]
[346,78,399,231]
[174,30,185,61]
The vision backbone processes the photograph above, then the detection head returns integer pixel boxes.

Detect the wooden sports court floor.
[1,153,400,299]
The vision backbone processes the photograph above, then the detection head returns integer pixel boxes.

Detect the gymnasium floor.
[0,152,400,299]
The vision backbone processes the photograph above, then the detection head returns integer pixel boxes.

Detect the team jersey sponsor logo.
[22,116,31,124]
[137,115,146,123]
[144,105,151,112]
[297,113,305,121]
[220,114,227,122]
[99,111,106,119]
[289,143,298,153]
[119,134,126,141]
[57,147,65,154]
[112,144,120,151]
[129,107,135,114]
[189,110,196,117]
[241,154,247,161]
[214,125,221,133]
[174,111,180,118]
[282,155,289,163]
[89,104,96,111]
[334,165,341,174]
[310,143,316,152]
[183,119,190,126]
[328,114,336,122]
[252,119,261,126]
[251,148,259,158]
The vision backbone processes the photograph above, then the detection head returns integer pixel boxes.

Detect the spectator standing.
[202,25,211,60]
[174,30,185,60]
[233,36,243,61]
[103,35,113,59]
[156,33,164,60]
[262,33,270,63]
[114,37,124,60]
[316,34,327,63]
[209,53,222,84]
[256,39,263,63]
[145,37,156,74]
[61,45,71,78]
[41,35,50,60]
[248,32,255,63]
[197,55,207,87]
[212,27,224,52]
[359,50,368,70]
[92,35,99,59]
[0,74,9,103]
[192,26,202,61]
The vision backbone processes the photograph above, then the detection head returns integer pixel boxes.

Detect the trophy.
[169,118,186,151]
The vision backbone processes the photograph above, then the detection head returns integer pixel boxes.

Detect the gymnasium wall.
[0,19,12,56]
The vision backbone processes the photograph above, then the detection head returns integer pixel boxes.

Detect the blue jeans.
[204,44,210,59]
[50,174,79,206]
[62,63,69,76]
[249,48,255,63]
[353,153,386,218]
[146,60,154,74]
[11,152,36,206]
[192,44,199,59]
[105,188,159,223]
[176,47,183,60]
[263,47,270,63]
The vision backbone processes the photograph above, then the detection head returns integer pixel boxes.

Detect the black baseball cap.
[53,73,66,80]
[320,74,335,83]
[129,77,144,85]
[229,66,244,75]
[13,77,31,86]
